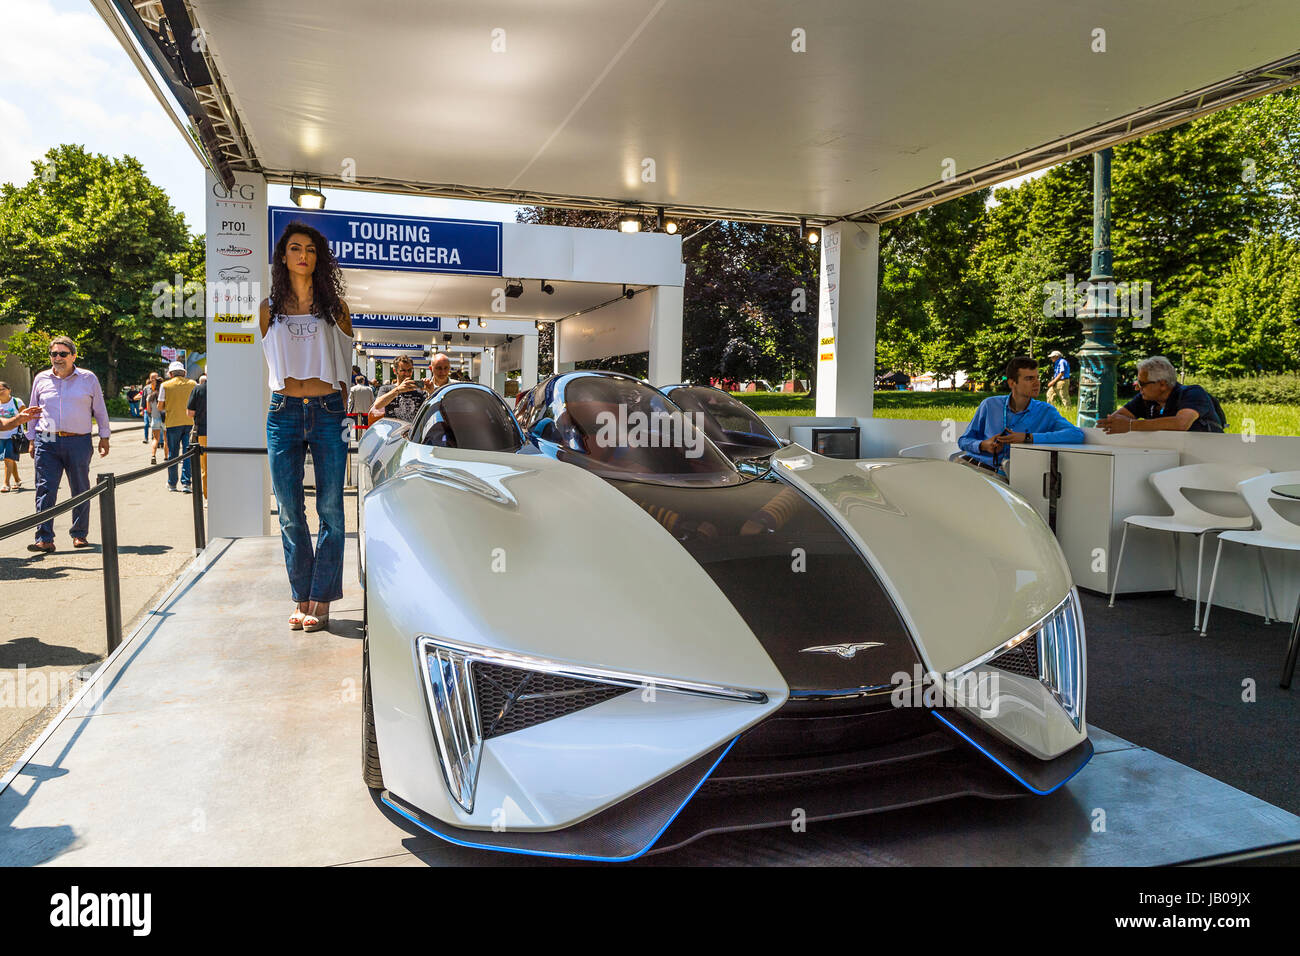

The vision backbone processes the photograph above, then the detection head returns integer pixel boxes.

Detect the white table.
[1010,444,1180,594]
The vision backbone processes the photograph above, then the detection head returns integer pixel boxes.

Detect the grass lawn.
[733,391,1299,436]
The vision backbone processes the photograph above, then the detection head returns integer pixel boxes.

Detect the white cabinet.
[1009,444,1180,594]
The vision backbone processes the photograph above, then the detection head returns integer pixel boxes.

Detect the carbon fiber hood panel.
[608,474,920,699]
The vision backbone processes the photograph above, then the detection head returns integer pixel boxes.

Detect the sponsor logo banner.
[215,332,256,344]
[268,207,502,276]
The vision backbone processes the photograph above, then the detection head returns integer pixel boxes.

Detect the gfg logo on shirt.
[50,886,151,936]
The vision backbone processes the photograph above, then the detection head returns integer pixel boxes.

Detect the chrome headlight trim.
[946,589,1085,730]
[415,635,768,814]
[418,641,484,813]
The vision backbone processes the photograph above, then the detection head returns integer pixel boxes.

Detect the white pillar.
[521,333,539,389]
[366,356,375,381]
[478,348,494,387]
[815,224,878,417]
[205,170,272,538]
[647,285,684,386]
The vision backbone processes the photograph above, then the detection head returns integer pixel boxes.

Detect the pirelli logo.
[215,332,255,344]
[213,313,255,324]
[820,352,834,361]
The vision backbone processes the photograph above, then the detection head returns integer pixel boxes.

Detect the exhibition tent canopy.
[97,0,1300,224]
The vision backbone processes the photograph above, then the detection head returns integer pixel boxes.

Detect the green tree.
[515,207,817,387]
[877,190,991,385]
[0,144,197,395]
[0,328,80,380]
[1164,235,1300,377]
[969,233,1073,383]
[1110,113,1270,365]
[1225,87,1300,238]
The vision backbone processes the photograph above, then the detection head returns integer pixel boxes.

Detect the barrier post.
[190,444,206,551]
[96,473,123,654]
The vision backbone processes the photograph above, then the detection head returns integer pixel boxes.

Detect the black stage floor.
[1081,589,1299,816]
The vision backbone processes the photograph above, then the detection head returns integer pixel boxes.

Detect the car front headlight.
[417,636,768,813]
[948,588,1085,730]
[419,643,483,813]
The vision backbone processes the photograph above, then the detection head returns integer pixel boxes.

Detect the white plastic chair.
[1109,463,1270,630]
[898,441,962,461]
[1201,470,1300,636]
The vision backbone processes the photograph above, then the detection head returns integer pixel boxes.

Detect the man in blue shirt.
[1046,350,1070,407]
[958,356,1085,479]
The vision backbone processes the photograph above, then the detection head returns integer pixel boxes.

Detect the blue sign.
[268,207,502,276]
[362,341,426,351]
[351,313,442,332]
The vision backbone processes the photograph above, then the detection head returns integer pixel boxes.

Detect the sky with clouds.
[0,0,522,230]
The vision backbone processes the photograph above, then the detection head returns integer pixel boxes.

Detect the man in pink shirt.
[25,336,111,553]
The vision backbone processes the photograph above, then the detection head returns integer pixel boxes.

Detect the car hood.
[770,446,1073,675]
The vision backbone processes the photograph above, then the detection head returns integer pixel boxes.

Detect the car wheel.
[362,569,385,790]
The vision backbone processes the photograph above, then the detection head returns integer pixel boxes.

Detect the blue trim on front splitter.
[380,736,740,862]
[931,711,1091,795]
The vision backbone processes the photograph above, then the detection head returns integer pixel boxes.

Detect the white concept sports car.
[357,371,1091,860]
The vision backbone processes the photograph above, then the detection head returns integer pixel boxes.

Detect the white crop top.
[262,311,353,392]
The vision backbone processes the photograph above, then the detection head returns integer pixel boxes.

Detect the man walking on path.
[160,361,196,493]
[25,336,111,552]
[1045,350,1071,407]
[187,372,208,498]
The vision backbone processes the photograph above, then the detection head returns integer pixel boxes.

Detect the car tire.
[362,569,385,791]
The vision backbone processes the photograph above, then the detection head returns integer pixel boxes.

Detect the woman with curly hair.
[259,222,354,633]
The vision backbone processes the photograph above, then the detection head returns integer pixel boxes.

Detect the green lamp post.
[1077,148,1119,428]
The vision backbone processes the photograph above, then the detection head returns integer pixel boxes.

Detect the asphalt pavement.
[0,417,207,771]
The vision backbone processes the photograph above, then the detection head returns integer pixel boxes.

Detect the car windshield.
[548,377,745,486]
[667,387,781,451]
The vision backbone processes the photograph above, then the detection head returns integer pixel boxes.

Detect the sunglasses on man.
[49,350,72,357]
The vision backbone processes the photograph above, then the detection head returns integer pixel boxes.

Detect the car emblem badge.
[800,642,884,659]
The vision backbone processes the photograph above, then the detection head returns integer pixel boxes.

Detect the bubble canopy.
[517,373,747,487]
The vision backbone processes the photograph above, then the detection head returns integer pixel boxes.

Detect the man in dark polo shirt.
[1097,355,1224,434]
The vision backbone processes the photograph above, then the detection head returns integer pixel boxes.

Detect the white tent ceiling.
[105,0,1300,223]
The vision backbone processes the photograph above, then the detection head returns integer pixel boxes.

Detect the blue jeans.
[267,391,348,603]
[33,434,93,543]
[165,425,192,488]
